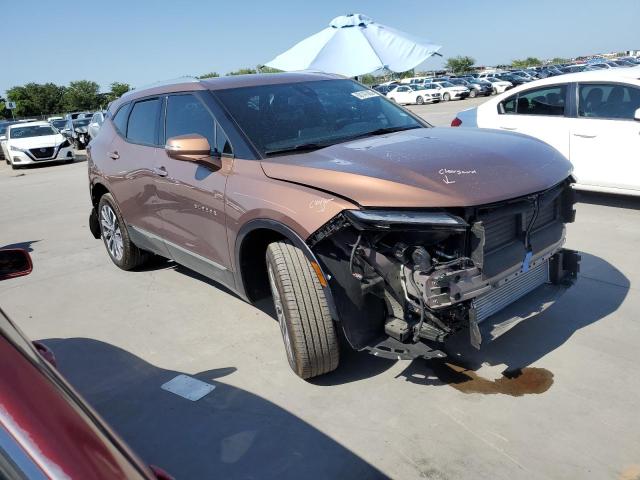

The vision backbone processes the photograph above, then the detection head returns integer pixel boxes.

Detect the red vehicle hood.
[260,127,572,207]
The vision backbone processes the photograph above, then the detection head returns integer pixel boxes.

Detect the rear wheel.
[443,92,451,101]
[98,193,148,270]
[266,241,339,379]
[469,89,477,98]
[416,96,424,105]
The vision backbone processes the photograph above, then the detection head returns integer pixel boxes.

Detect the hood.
[10,134,64,149]
[260,128,572,208]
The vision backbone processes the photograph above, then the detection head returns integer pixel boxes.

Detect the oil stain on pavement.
[399,359,554,396]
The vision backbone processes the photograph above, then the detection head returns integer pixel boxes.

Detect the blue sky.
[3,0,639,95]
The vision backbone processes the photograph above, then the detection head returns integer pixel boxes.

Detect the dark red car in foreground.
[0,249,171,480]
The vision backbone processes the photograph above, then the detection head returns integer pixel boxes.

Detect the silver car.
[88,111,107,140]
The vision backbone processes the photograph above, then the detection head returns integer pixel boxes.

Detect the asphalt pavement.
[0,98,639,479]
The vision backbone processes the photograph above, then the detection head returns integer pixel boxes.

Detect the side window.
[112,103,131,134]
[398,86,409,92]
[500,95,517,113]
[215,123,233,155]
[166,94,216,151]
[127,98,161,145]
[500,85,566,116]
[579,83,640,120]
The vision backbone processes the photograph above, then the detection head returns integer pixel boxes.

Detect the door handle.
[108,151,119,160]
[500,126,518,131]
[153,166,168,177]
[573,133,597,139]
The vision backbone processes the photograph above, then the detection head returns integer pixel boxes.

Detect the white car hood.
[10,134,64,149]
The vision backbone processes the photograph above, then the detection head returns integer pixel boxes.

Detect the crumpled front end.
[308,178,580,359]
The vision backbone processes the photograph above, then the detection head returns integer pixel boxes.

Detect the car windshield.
[51,120,67,129]
[9,125,56,138]
[214,79,424,156]
[73,119,91,127]
[440,81,455,87]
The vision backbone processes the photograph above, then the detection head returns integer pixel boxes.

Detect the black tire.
[443,92,451,101]
[266,241,339,379]
[416,96,424,105]
[469,89,477,98]
[98,193,148,270]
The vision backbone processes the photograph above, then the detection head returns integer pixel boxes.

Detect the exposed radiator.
[472,260,550,324]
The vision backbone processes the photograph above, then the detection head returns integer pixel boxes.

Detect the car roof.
[8,121,50,129]
[112,72,345,110]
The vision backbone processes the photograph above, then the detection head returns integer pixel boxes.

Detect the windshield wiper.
[264,142,329,156]
[340,125,422,142]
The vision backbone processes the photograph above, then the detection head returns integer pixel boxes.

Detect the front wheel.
[98,193,148,270]
[443,92,451,101]
[266,241,339,379]
[469,90,477,98]
[416,96,424,105]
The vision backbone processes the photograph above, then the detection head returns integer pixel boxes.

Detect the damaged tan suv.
[87,72,579,379]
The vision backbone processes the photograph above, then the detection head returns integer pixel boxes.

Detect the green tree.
[550,57,569,64]
[198,72,220,79]
[63,80,101,111]
[6,83,66,117]
[511,57,542,68]
[226,67,258,76]
[257,65,282,74]
[358,74,378,85]
[445,55,475,74]
[106,82,131,102]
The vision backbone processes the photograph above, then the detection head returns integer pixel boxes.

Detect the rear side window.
[112,103,131,134]
[578,83,640,120]
[499,85,567,116]
[166,94,216,151]
[127,99,161,145]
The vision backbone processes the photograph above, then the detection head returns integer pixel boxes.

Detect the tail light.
[451,117,462,127]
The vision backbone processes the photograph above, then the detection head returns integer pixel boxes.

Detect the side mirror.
[0,249,33,281]
[166,134,221,168]
[635,107,640,121]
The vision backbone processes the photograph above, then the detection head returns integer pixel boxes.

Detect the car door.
[394,86,411,103]
[153,93,234,284]
[568,82,640,191]
[494,83,571,158]
[106,98,168,255]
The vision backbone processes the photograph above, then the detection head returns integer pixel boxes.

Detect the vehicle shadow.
[398,252,629,386]
[577,191,640,210]
[42,337,387,480]
[1,240,40,252]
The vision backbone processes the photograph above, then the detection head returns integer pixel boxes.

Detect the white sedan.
[430,81,470,101]
[452,67,640,196]
[5,121,74,169]
[484,77,513,94]
[386,84,441,105]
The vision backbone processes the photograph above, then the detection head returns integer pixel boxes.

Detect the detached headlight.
[345,210,467,231]
[10,145,24,152]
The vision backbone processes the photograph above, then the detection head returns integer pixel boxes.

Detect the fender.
[234,218,340,323]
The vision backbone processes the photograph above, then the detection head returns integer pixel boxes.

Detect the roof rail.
[122,76,201,97]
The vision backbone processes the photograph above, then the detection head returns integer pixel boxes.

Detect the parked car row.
[453,66,640,197]
[373,56,640,107]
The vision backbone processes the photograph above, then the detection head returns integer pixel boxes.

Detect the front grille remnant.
[29,147,55,159]
[472,260,550,324]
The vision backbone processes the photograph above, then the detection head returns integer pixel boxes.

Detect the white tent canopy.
[265,14,442,77]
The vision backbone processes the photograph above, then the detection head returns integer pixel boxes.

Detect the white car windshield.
[9,125,56,139]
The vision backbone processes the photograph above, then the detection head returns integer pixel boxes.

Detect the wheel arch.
[235,219,340,322]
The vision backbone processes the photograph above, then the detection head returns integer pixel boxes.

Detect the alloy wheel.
[100,204,124,261]
[268,263,295,368]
